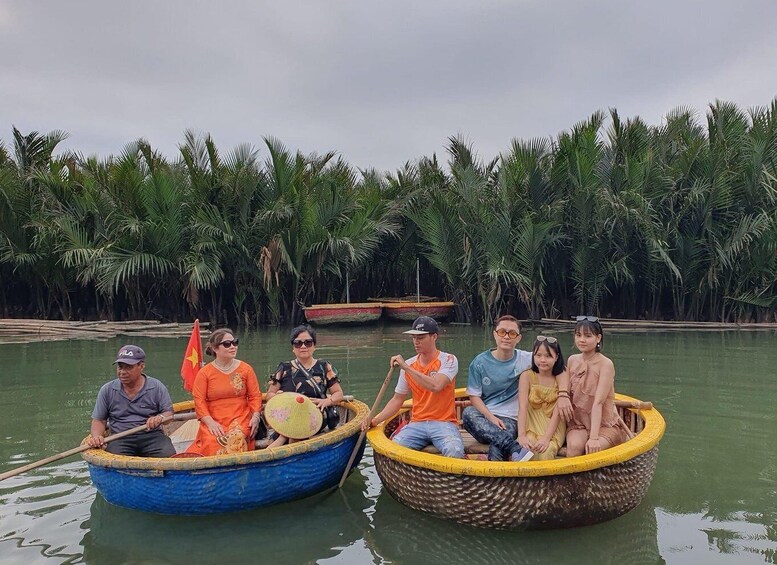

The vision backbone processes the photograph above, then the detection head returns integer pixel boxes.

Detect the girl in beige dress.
[565,317,630,456]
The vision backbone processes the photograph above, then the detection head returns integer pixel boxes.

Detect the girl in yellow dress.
[517,336,568,461]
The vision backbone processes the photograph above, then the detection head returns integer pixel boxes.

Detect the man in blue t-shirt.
[462,315,533,461]
[86,345,175,457]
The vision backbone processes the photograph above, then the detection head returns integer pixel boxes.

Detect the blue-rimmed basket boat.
[367,389,665,530]
[82,398,369,515]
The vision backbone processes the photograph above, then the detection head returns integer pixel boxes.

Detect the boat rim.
[382,301,455,308]
[82,398,369,471]
[367,390,665,478]
[303,303,383,311]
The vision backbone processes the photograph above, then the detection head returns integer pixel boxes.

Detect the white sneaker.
[510,448,534,462]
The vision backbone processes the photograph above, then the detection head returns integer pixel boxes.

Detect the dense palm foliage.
[2,100,777,325]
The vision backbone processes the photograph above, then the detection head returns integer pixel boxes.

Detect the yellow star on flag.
[186,348,199,367]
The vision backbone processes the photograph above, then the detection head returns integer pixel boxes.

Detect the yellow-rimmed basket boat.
[367,389,665,530]
[82,397,369,515]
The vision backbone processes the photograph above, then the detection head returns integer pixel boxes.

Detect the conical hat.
[265,392,323,440]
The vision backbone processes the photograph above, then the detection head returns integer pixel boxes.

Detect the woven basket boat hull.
[382,301,455,321]
[368,391,664,530]
[82,398,369,515]
[303,303,383,325]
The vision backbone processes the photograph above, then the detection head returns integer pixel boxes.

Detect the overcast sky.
[2,1,776,171]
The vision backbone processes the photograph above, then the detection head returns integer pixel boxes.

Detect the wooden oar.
[337,366,395,488]
[0,412,196,482]
[614,399,653,410]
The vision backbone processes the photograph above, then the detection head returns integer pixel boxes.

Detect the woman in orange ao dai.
[186,328,262,456]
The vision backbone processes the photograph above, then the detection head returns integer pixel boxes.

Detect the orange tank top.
[404,352,458,424]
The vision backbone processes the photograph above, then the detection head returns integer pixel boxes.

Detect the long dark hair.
[530,338,566,376]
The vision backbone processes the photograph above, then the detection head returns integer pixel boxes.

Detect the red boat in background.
[303,302,383,325]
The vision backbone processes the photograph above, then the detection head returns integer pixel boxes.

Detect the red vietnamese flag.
[181,319,203,392]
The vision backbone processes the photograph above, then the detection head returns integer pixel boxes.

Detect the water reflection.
[656,508,777,564]
[0,462,92,563]
[2,329,777,563]
[368,489,663,565]
[83,484,374,565]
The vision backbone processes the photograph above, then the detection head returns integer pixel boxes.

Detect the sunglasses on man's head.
[292,339,315,348]
[494,328,520,339]
[575,315,599,322]
[218,339,239,348]
[536,335,558,344]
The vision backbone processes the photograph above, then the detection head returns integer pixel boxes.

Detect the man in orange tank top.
[364,317,465,458]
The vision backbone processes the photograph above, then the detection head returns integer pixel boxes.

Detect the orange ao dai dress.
[186,361,262,456]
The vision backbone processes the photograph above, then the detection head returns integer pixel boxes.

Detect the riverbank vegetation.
[2,100,776,325]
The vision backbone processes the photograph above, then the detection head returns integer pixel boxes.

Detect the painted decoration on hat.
[265,392,323,440]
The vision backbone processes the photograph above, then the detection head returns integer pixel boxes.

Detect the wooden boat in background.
[367,389,664,530]
[303,302,383,325]
[82,398,369,515]
[381,300,455,321]
[372,259,455,322]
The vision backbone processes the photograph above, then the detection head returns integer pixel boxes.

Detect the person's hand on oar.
[86,433,107,449]
[360,416,375,433]
[388,354,407,371]
[87,419,110,449]
[146,413,170,431]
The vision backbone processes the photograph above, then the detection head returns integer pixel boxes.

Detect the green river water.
[0,323,775,564]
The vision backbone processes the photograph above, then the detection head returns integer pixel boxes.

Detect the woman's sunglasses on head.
[575,315,599,322]
[536,335,558,344]
[218,339,239,348]
[495,328,520,339]
[292,339,315,348]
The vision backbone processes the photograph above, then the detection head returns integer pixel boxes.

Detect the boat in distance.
[303,303,383,325]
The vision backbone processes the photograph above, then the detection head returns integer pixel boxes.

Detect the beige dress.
[567,357,630,447]
[523,370,566,461]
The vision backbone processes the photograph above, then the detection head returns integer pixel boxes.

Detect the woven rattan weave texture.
[375,446,659,529]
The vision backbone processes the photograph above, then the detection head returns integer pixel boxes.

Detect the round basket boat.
[82,398,369,515]
[367,389,665,530]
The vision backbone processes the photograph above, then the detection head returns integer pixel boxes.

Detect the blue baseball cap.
[113,345,146,365]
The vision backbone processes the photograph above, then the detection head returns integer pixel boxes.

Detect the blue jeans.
[461,406,520,460]
[392,421,465,458]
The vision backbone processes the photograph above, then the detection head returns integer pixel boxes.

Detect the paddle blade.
[180,319,203,393]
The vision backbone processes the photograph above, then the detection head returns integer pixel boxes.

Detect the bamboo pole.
[338,367,395,488]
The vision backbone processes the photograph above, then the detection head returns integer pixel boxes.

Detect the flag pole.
[181,319,204,393]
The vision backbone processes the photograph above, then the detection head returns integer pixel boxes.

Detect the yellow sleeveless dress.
[524,370,567,461]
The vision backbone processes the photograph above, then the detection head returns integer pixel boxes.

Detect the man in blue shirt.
[462,315,533,461]
[86,345,175,457]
